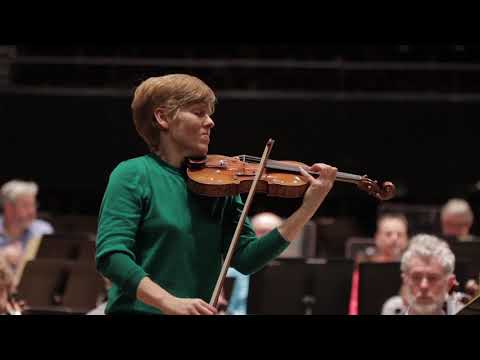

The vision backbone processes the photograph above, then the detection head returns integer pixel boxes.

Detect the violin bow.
[209,138,275,308]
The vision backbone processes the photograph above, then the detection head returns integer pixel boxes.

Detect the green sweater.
[96,154,289,314]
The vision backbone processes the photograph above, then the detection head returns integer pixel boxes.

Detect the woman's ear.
[154,107,169,130]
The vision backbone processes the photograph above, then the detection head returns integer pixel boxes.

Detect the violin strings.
[239,155,363,182]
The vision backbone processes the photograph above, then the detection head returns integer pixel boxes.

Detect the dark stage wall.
[1,93,479,234]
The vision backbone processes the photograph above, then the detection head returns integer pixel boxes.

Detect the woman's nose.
[205,115,215,129]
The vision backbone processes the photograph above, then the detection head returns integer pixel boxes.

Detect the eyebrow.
[191,104,214,115]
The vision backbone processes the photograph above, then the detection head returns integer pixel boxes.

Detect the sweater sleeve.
[95,161,149,298]
[223,195,290,275]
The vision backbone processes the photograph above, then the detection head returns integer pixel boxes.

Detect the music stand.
[36,233,96,261]
[309,259,354,315]
[62,263,106,313]
[453,259,470,289]
[17,258,105,314]
[17,259,73,309]
[358,262,402,315]
[450,241,480,280]
[247,258,354,315]
[247,259,308,315]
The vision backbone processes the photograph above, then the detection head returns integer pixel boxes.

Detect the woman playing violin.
[96,74,337,315]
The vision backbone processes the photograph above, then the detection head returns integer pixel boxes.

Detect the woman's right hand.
[161,296,218,315]
[137,277,218,315]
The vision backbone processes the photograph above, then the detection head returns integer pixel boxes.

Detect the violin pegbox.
[357,176,396,201]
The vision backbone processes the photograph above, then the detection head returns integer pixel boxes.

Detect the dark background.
[2,43,480,236]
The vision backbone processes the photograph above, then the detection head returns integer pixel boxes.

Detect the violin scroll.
[357,176,396,201]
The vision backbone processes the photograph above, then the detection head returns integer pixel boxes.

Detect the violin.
[194,140,396,308]
[187,154,396,201]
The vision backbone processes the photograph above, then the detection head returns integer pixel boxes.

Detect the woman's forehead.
[183,101,215,112]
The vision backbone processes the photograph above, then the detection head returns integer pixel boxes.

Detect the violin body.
[187,154,396,201]
[187,155,309,198]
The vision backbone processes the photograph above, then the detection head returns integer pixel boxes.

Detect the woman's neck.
[154,142,185,169]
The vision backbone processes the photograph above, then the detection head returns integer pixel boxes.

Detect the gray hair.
[400,234,455,275]
[0,179,38,206]
[441,198,474,223]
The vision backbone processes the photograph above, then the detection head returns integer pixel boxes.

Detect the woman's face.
[168,102,215,158]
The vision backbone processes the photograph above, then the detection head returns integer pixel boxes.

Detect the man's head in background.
[1,180,39,232]
[441,198,474,241]
[251,212,283,237]
[401,234,456,315]
[374,213,409,262]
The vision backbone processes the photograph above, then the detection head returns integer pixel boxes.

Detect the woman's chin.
[190,146,209,158]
